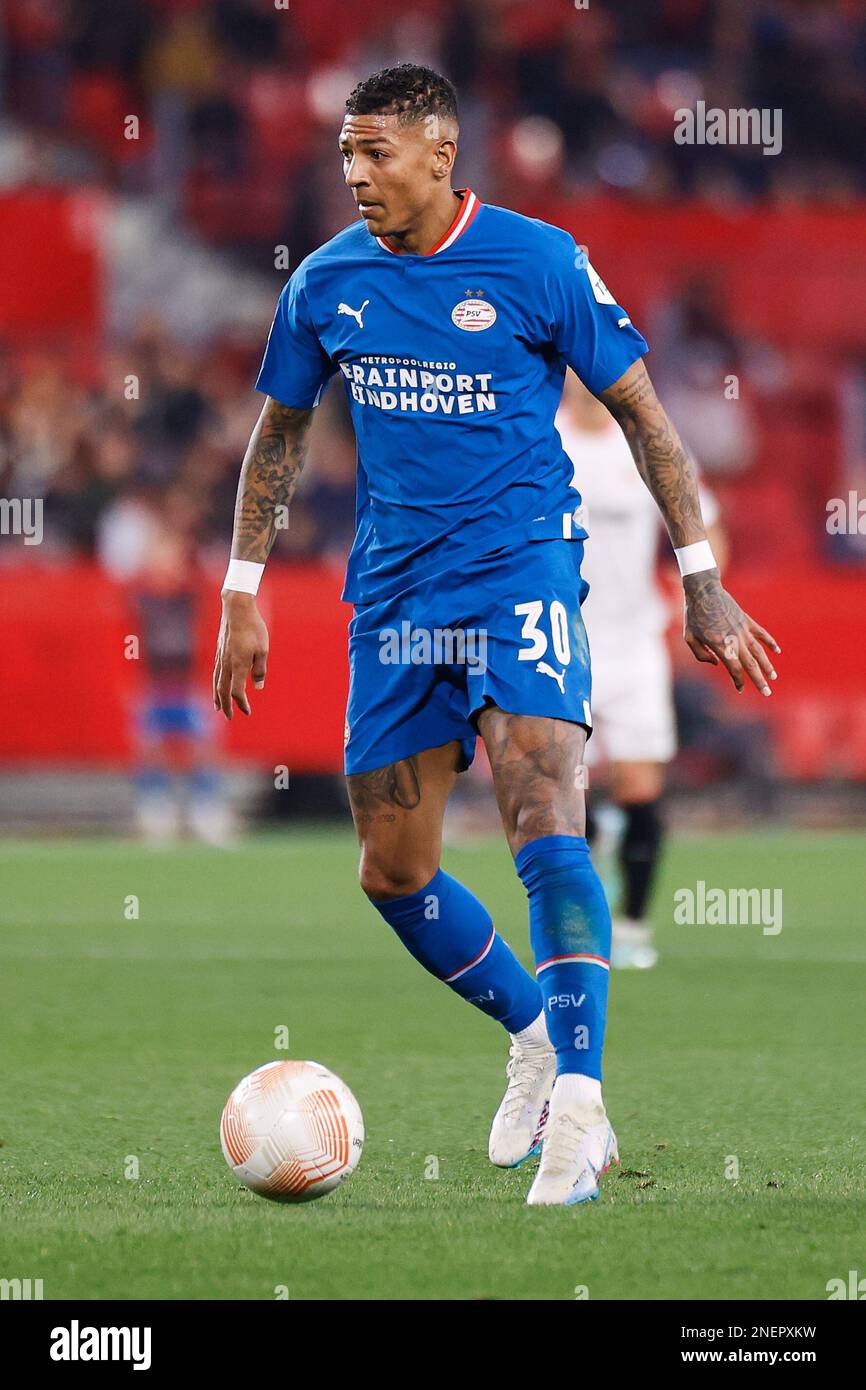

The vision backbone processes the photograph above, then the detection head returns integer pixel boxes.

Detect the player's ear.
[423,115,457,178]
[432,137,458,179]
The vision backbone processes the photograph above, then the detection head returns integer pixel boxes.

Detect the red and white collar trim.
[377,188,481,256]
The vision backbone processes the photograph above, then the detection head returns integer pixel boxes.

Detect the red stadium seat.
[68,72,148,162]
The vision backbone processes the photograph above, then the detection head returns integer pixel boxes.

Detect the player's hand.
[214,592,270,719]
[683,572,780,696]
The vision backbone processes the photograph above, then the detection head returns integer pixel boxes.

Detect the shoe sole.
[503,1139,542,1169]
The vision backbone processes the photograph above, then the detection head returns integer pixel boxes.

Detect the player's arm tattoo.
[230,397,315,564]
[347,759,422,824]
[597,359,705,550]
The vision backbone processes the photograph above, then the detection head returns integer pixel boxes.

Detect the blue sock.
[515,835,611,1080]
[188,767,223,797]
[371,869,542,1033]
[136,768,171,795]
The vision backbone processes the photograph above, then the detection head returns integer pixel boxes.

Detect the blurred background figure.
[649,273,764,479]
[122,512,234,847]
[556,372,728,969]
[0,0,865,833]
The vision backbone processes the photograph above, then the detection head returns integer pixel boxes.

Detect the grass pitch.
[0,828,862,1301]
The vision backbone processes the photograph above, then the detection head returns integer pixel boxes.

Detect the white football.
[220,1059,364,1202]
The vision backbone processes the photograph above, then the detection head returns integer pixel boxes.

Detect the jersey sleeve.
[255,268,336,408]
[545,233,649,394]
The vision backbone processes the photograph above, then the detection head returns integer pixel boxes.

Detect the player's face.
[339,113,456,238]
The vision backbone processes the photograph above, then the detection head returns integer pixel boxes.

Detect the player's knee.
[507,791,586,850]
[358,851,436,904]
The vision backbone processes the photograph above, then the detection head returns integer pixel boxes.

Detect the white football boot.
[610,918,659,970]
[136,791,181,846]
[188,796,238,849]
[526,1078,619,1206]
[488,1037,556,1168]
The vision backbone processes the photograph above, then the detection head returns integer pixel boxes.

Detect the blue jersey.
[256,188,648,604]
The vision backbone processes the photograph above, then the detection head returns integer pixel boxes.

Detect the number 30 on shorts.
[513,600,572,664]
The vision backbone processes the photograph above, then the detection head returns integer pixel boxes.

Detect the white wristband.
[674,540,717,577]
[222,559,264,596]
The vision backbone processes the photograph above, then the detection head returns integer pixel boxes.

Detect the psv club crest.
[451,294,497,331]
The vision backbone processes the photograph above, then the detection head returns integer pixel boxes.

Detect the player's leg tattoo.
[477,708,586,853]
[347,756,422,824]
[481,708,611,1079]
[348,743,542,1033]
[347,745,456,897]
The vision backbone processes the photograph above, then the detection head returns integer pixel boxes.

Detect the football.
[220,1060,364,1202]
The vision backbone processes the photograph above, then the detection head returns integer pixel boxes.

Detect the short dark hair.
[345,63,458,127]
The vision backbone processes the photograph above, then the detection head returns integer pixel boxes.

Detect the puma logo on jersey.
[536,661,566,694]
[337,299,370,329]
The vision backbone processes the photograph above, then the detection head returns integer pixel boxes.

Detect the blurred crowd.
[0,322,358,574]
[0,271,854,577]
[1,0,865,578]
[1,0,865,808]
[5,0,866,258]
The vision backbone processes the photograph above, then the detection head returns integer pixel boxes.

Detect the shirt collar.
[376,188,481,257]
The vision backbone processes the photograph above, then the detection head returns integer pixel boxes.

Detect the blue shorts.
[345,539,592,775]
[137,696,209,741]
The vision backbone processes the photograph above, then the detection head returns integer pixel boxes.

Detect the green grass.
[0,828,863,1301]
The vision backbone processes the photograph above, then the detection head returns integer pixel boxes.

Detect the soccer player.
[556,371,728,970]
[213,65,780,1206]
[128,528,234,847]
